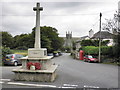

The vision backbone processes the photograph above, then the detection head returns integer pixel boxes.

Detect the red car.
[84,55,99,63]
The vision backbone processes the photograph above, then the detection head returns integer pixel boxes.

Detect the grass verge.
[11,49,28,56]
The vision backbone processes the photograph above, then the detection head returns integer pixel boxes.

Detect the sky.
[0,0,119,37]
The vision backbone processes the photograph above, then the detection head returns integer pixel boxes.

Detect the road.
[1,53,119,89]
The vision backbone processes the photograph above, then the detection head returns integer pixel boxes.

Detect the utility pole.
[99,12,102,63]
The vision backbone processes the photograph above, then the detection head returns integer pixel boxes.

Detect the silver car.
[2,54,24,66]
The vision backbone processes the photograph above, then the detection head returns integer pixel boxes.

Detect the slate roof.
[91,31,113,39]
[80,35,89,40]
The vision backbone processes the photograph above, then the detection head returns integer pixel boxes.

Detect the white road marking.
[0,79,11,81]
[63,84,78,87]
[61,86,76,88]
[84,85,99,88]
[7,82,57,88]
[0,81,4,84]
[58,84,78,88]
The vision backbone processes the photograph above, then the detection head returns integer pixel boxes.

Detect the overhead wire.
[1,9,117,16]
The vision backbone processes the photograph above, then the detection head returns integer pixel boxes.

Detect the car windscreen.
[88,56,93,58]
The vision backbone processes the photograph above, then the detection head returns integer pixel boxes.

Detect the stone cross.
[33,3,43,48]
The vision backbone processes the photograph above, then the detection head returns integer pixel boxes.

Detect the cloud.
[1,1,119,37]
[2,16,35,35]
[2,2,35,16]
[1,0,119,2]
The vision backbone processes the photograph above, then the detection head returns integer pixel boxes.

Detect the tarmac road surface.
[1,53,119,89]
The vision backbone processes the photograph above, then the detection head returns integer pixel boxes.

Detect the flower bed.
[27,62,41,70]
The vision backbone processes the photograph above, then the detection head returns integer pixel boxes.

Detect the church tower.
[65,31,72,51]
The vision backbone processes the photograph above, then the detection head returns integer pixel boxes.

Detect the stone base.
[28,48,47,58]
[12,65,57,82]
[21,56,53,70]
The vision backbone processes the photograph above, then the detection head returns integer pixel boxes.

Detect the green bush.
[81,46,114,63]
[2,47,13,57]
[82,46,99,55]
[82,46,113,56]
[101,46,113,55]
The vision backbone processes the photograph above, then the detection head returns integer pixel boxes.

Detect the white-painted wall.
[103,39,114,46]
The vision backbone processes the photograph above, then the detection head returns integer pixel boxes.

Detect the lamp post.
[99,12,102,63]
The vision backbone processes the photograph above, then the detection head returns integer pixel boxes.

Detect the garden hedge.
[82,46,113,56]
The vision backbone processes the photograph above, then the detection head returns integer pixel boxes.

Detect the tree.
[113,33,120,58]
[32,26,64,52]
[101,40,110,46]
[41,26,64,51]
[102,11,118,32]
[102,11,120,59]
[2,26,64,52]
[51,37,64,51]
[81,40,93,46]
[41,35,52,52]
[1,32,14,49]
[14,34,31,50]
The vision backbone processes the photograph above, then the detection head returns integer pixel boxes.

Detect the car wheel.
[14,62,18,66]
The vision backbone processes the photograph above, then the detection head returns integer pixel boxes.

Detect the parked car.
[84,55,99,63]
[58,51,62,56]
[47,53,54,59]
[53,52,59,57]
[2,54,24,66]
[47,53,53,56]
